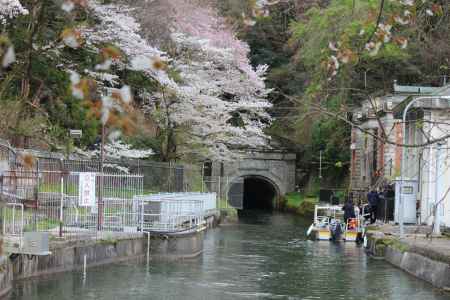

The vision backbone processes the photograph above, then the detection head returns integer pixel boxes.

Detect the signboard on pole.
[79,172,96,207]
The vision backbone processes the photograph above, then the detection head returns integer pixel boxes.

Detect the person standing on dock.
[367,189,379,224]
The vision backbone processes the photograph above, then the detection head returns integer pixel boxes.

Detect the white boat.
[307,204,365,242]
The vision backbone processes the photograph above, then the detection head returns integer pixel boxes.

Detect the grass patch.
[39,182,139,199]
[220,208,238,223]
[297,199,317,217]
[285,192,304,207]
[375,237,409,254]
[24,218,60,232]
[283,192,318,217]
[366,225,381,231]
[285,192,318,208]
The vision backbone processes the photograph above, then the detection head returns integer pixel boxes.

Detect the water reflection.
[8,211,449,300]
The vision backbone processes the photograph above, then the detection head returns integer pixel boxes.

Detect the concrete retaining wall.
[0,257,12,298]
[11,237,146,280]
[367,236,450,290]
[0,231,205,298]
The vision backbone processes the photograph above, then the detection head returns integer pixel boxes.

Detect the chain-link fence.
[0,139,247,248]
[129,160,203,194]
[0,141,210,242]
[202,176,244,210]
[1,165,143,241]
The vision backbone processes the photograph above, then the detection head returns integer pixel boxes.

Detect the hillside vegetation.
[0,0,272,162]
[220,0,450,185]
[1,0,449,184]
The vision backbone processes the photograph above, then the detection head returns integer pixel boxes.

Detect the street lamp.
[399,95,450,237]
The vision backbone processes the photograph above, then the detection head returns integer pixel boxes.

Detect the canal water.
[8,212,449,300]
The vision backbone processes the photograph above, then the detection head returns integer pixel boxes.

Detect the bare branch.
[365,0,385,47]
[283,93,450,148]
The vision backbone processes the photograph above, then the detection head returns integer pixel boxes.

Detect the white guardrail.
[135,193,217,233]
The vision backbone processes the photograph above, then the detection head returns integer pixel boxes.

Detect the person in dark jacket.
[342,199,356,225]
[367,189,379,224]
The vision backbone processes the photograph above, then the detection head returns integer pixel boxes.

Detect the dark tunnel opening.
[228,176,278,212]
[242,177,277,210]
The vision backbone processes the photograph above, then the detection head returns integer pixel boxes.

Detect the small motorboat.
[306,204,365,242]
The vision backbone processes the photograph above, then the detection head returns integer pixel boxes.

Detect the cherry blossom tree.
[0,0,28,24]
[83,0,273,161]
[2,0,273,161]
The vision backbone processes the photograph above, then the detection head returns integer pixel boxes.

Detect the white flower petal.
[120,85,132,104]
[63,35,80,48]
[61,1,75,12]
[69,70,80,84]
[131,56,151,71]
[95,59,112,71]
[72,87,84,99]
[2,46,15,68]
[108,130,122,142]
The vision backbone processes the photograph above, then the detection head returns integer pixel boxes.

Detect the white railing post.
[60,172,64,238]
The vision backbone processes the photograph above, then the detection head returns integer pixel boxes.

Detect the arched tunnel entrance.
[228,176,278,211]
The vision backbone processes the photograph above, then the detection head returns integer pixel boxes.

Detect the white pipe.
[400,95,450,237]
[144,232,150,267]
[20,204,23,246]
[433,143,442,235]
[427,145,433,225]
[83,254,87,279]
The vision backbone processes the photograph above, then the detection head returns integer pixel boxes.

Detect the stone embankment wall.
[366,233,450,290]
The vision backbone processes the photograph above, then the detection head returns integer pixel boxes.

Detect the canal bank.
[0,227,209,298]
[366,225,450,291]
[5,212,449,300]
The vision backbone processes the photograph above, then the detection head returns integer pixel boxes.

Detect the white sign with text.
[79,172,96,207]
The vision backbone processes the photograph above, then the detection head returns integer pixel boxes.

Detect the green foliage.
[283,191,318,217]
[226,111,245,128]
[216,0,255,23]
[0,0,104,149]
[167,67,184,84]
[375,237,410,254]
[234,0,450,187]
[285,192,304,207]
[311,117,350,179]
[36,61,101,146]
[297,198,317,217]
[119,69,158,91]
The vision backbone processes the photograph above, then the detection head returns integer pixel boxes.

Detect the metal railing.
[0,141,220,243]
[1,168,144,240]
[137,193,217,233]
